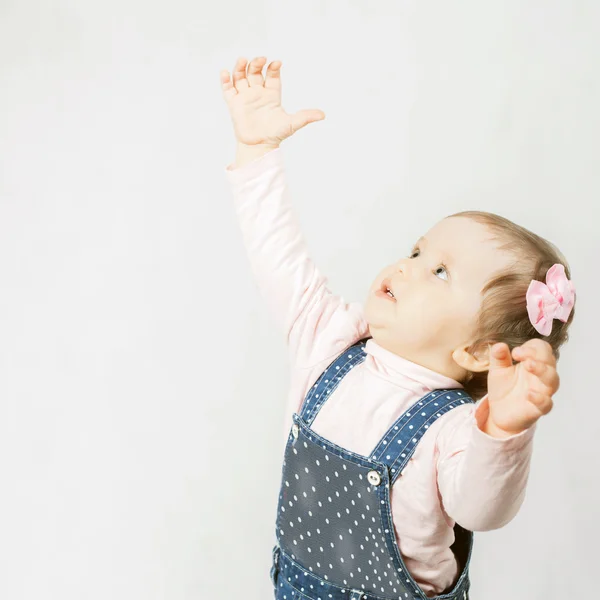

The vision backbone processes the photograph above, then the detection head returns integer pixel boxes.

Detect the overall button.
[292,424,299,439]
[367,470,381,486]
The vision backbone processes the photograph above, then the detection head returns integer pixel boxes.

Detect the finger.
[247,56,267,86]
[524,359,560,393]
[290,109,326,133]
[527,389,554,415]
[513,339,556,366]
[220,70,237,103]
[489,342,514,370]
[232,57,250,91]
[265,60,282,91]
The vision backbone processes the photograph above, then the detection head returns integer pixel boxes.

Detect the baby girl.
[220,56,576,600]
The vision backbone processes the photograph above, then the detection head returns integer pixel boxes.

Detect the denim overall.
[270,337,475,600]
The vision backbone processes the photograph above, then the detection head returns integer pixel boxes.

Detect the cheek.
[396,298,440,331]
[460,290,484,321]
[444,293,482,336]
[400,293,474,334]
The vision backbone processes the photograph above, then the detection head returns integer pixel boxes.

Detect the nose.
[395,260,410,278]
[394,259,423,281]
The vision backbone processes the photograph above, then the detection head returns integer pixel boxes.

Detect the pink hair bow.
[526,264,575,336]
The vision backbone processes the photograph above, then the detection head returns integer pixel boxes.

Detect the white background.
[0,1,597,599]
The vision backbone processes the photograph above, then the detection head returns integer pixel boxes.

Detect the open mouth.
[376,279,396,300]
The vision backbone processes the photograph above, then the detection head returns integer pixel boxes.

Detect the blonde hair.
[447,210,576,401]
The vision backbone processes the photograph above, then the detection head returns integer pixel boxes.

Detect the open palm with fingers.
[486,339,560,436]
[220,57,325,147]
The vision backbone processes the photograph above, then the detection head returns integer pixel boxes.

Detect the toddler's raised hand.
[220,57,325,147]
[484,339,560,438]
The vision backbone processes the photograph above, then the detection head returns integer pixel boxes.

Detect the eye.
[434,264,449,281]
[409,247,449,281]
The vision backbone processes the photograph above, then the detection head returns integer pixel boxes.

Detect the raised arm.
[221,57,369,369]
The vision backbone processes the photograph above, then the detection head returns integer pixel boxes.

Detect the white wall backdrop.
[0,1,597,599]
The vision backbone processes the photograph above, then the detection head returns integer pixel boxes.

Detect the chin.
[364,298,400,331]
[363,300,381,330]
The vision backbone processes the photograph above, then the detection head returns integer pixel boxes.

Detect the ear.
[452,343,491,373]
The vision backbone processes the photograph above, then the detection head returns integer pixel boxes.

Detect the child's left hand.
[484,339,560,438]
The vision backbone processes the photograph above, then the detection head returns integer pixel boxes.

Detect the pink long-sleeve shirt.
[225,147,535,597]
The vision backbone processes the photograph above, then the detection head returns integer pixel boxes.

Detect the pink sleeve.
[225,148,369,370]
[435,395,536,532]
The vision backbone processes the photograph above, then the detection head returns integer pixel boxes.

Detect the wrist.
[234,142,280,169]
[481,417,522,439]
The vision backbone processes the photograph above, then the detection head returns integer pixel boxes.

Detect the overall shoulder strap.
[370,389,475,485]
[299,337,370,424]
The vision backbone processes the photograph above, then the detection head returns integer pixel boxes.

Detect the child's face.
[364,216,515,382]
